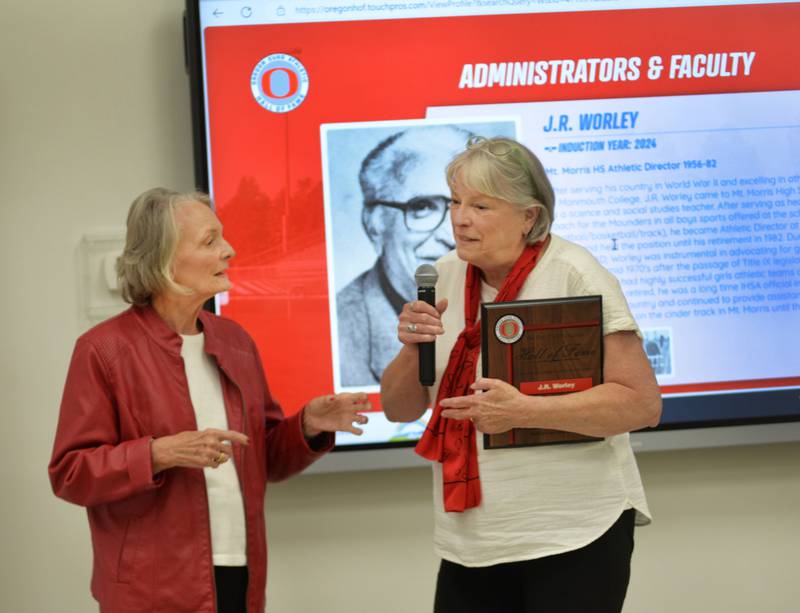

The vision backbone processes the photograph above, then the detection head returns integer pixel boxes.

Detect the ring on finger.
[215,452,227,464]
[407,323,417,333]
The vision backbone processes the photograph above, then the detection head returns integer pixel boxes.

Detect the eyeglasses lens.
[405,197,449,231]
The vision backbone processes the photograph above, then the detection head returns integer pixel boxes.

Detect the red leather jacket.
[49,305,332,612]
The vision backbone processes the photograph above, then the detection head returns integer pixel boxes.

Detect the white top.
[430,235,652,567]
[181,333,247,566]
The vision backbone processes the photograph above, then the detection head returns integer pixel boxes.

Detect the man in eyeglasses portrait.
[336,125,472,387]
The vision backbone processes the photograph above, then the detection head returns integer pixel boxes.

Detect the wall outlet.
[81,231,127,321]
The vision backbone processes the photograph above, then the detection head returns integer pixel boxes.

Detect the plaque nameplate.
[481,295,604,449]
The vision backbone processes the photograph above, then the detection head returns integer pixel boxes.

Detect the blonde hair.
[116,187,211,305]
[446,137,555,243]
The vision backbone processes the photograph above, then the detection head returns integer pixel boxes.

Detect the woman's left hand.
[303,393,371,438]
[440,378,527,434]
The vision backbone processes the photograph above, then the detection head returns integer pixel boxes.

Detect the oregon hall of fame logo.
[251,53,309,113]
[495,314,524,344]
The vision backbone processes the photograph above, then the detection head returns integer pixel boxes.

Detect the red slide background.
[204,4,800,414]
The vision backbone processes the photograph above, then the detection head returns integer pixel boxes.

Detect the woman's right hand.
[150,429,249,475]
[382,298,447,422]
[397,298,448,346]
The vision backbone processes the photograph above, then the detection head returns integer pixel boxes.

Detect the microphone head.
[415,264,438,288]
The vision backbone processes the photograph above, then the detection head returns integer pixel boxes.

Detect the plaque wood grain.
[481,296,604,449]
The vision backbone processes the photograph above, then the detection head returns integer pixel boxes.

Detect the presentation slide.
[428,91,800,392]
[198,1,800,447]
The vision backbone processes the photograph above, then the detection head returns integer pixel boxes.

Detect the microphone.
[415,264,438,386]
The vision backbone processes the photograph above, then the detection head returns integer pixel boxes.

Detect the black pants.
[214,566,248,613]
[434,509,635,613]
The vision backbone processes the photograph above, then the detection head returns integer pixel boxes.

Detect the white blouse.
[429,235,652,567]
[181,333,247,566]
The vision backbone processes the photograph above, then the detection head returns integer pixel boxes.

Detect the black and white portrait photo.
[322,118,518,390]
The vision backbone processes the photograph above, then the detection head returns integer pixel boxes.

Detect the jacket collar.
[198,308,225,358]
[133,303,227,359]
[132,304,182,356]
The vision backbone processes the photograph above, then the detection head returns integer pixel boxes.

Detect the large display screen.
[185,0,800,452]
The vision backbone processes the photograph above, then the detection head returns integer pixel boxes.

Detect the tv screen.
[184,0,800,455]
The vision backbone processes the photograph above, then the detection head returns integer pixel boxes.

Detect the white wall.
[1,2,798,612]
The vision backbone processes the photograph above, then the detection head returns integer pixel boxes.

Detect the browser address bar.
[199,1,790,28]
[292,0,632,22]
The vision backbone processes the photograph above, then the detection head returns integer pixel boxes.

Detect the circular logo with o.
[495,315,524,344]
[251,54,309,113]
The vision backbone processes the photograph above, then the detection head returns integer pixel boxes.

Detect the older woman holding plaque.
[49,188,369,613]
[381,137,661,613]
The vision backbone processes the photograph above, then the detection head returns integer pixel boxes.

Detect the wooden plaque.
[481,296,604,449]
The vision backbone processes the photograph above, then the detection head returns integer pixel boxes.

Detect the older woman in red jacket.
[49,188,369,613]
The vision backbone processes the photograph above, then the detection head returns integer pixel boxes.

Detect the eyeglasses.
[366,195,450,232]
[468,135,514,157]
[467,136,545,203]
[469,136,529,165]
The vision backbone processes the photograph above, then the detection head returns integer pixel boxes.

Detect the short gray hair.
[116,187,211,305]
[446,137,555,243]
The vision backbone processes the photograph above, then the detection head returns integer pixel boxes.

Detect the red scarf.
[415,241,547,512]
